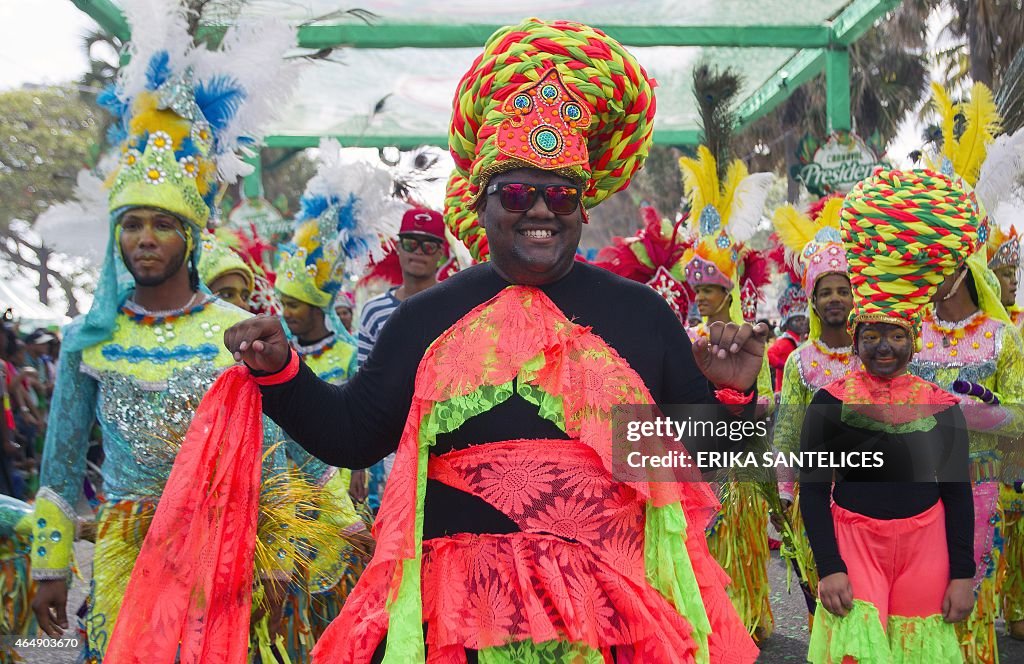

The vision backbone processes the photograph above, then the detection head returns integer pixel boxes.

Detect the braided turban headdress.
[841,168,981,341]
[445,18,656,261]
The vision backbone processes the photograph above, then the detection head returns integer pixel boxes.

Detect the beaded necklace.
[925,309,986,348]
[810,338,854,360]
[121,293,212,325]
[292,334,337,359]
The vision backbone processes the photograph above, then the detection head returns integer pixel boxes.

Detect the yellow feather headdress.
[928,81,1001,188]
[679,145,773,290]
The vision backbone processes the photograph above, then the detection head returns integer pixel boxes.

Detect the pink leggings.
[833,500,949,626]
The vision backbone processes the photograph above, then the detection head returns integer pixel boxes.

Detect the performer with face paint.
[801,168,978,663]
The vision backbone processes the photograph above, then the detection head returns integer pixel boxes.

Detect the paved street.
[14,545,1024,662]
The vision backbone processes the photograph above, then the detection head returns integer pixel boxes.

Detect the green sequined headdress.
[66,0,297,354]
[276,139,407,312]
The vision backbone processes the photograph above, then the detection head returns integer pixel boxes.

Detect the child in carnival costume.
[803,167,979,664]
[678,141,776,640]
[273,138,406,660]
[27,1,302,660]
[913,82,1024,661]
[771,195,858,624]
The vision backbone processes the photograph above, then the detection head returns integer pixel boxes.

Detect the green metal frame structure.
[71,0,898,149]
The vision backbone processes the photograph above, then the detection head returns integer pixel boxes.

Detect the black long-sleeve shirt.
[799,387,975,580]
[261,261,749,539]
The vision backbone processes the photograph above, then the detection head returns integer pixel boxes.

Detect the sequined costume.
[34,297,295,662]
[30,4,300,660]
[907,81,1024,664]
[679,124,776,639]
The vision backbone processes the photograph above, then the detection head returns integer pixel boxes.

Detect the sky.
[0,1,94,91]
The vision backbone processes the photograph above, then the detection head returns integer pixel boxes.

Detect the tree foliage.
[0,86,101,231]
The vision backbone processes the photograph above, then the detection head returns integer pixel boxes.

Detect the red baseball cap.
[399,208,445,241]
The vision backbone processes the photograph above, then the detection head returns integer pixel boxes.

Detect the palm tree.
[734,0,932,201]
[937,0,1024,89]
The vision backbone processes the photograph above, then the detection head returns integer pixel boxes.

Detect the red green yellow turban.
[841,168,981,338]
[446,18,656,261]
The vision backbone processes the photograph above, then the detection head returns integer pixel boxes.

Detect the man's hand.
[818,572,854,617]
[32,578,69,637]
[223,316,291,374]
[349,470,369,504]
[942,578,975,623]
[692,321,769,391]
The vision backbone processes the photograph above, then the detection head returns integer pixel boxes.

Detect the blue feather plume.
[145,51,172,91]
[97,85,128,119]
[106,124,127,147]
[97,85,130,145]
[335,194,357,231]
[297,195,330,223]
[176,136,198,160]
[194,75,246,132]
[343,236,371,261]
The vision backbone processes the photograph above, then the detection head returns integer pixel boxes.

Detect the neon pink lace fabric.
[312,286,755,662]
[105,366,263,664]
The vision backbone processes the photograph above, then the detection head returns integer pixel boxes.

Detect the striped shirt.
[357,288,401,365]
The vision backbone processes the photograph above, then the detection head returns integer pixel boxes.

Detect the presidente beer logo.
[793,131,885,197]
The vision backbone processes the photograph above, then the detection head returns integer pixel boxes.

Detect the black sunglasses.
[486,182,582,215]
[398,236,444,255]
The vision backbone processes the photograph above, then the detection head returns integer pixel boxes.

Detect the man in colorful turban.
[227,18,768,663]
[802,168,977,663]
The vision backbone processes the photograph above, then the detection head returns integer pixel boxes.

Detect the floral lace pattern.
[310,286,756,663]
